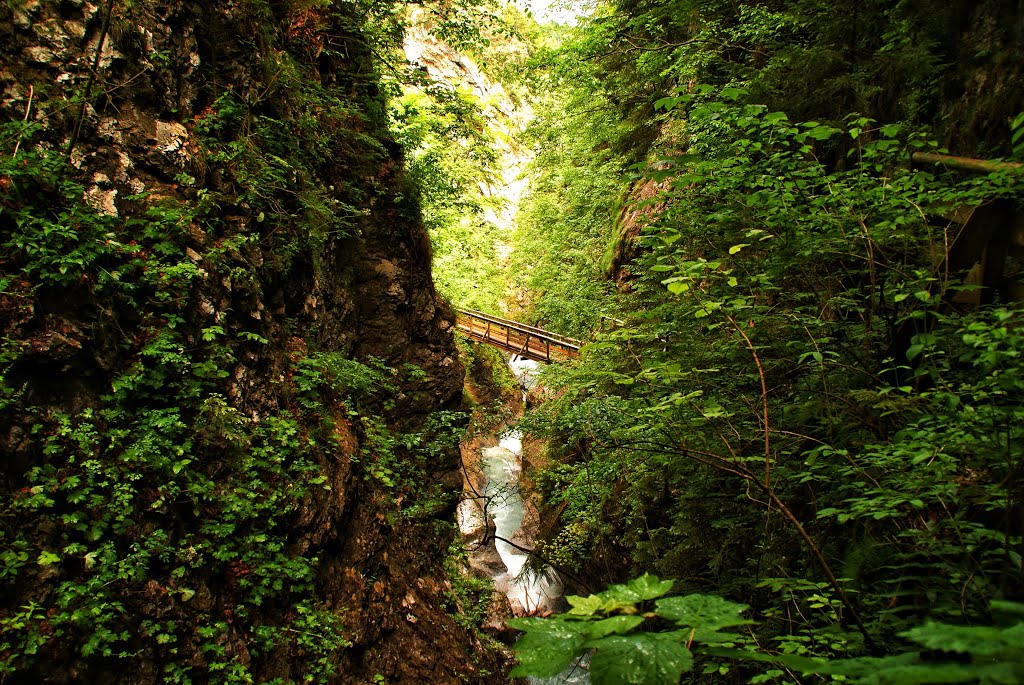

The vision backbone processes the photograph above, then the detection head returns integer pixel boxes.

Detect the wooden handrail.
[454,308,583,363]
[455,308,582,350]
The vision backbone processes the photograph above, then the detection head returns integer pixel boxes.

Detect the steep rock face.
[402,13,534,314]
[404,11,533,236]
[605,178,667,291]
[0,0,501,681]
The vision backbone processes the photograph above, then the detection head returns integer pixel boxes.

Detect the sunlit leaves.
[510,576,751,685]
[604,574,676,602]
[510,2,1023,678]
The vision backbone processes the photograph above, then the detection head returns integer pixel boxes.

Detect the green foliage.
[388,4,585,317]
[0,287,440,679]
[520,96,1023,636]
[0,5,468,674]
[414,0,504,54]
[0,330,367,677]
[750,601,1024,685]
[565,0,1022,158]
[385,6,533,313]
[456,332,520,404]
[512,576,1024,685]
[442,538,496,631]
[1,138,115,285]
[509,2,1024,673]
[293,353,392,411]
[0,126,205,306]
[390,84,500,306]
[194,88,375,273]
[825,618,1024,684]
[508,574,751,684]
[507,87,619,336]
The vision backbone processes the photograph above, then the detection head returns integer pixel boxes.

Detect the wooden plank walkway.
[455,308,582,363]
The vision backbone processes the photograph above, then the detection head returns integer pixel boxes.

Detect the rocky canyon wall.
[0,0,503,681]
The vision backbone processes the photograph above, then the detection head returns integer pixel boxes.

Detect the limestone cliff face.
[404,11,533,236]
[402,12,534,316]
[0,0,501,681]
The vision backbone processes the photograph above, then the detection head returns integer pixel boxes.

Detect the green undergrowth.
[456,332,520,407]
[0,24,462,677]
[507,15,1024,676]
[515,101,1024,669]
[508,83,621,338]
[511,575,1024,685]
[0,177,454,676]
[443,538,496,632]
[389,48,506,314]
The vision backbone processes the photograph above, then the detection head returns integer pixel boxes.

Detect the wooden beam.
[912,152,1022,175]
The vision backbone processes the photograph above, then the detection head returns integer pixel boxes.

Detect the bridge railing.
[454,308,582,363]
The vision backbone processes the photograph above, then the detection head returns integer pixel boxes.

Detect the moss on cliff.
[0,0,505,681]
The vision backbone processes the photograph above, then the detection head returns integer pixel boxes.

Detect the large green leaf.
[566,574,673,617]
[901,621,1024,657]
[581,615,646,640]
[566,594,609,616]
[587,634,693,685]
[508,620,587,678]
[601,573,674,604]
[655,594,753,641]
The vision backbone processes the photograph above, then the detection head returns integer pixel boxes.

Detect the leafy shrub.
[511,575,1024,685]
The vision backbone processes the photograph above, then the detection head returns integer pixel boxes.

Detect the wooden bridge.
[455,308,582,363]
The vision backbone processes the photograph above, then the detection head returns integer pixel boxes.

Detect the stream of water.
[481,432,563,615]
[473,357,590,684]
[480,433,590,684]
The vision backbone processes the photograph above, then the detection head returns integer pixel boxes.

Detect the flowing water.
[480,432,563,615]
[480,433,590,684]
[470,357,590,683]
[508,356,541,394]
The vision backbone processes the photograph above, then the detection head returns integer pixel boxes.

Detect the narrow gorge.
[3,0,1023,683]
